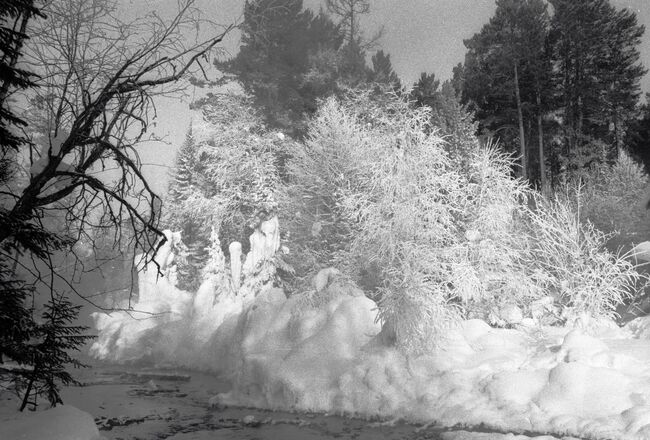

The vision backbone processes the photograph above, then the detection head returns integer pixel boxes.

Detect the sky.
[125,0,650,194]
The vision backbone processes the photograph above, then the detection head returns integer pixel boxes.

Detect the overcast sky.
[127,0,650,194]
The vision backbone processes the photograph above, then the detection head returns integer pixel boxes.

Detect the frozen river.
[59,367,453,440]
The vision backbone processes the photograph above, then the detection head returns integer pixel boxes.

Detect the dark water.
[58,367,449,440]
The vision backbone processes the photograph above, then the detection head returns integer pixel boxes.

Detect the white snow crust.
[91,246,650,440]
[0,405,102,440]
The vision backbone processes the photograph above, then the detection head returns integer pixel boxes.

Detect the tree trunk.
[514,63,527,180]
[536,89,546,190]
[19,372,36,411]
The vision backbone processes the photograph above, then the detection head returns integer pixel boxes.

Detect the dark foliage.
[17,294,94,411]
[0,0,44,152]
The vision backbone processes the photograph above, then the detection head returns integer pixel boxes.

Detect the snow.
[91,239,650,440]
[0,405,102,440]
[631,241,650,263]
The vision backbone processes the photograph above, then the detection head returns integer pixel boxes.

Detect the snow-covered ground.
[0,404,102,440]
[88,238,650,440]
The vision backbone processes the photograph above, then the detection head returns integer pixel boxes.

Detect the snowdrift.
[91,239,650,440]
[0,405,102,440]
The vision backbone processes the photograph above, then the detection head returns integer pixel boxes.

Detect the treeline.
[214,0,401,134]
[460,0,647,187]
[215,0,648,188]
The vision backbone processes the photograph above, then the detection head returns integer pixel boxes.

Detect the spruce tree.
[166,125,210,291]
[18,294,94,411]
[168,125,200,206]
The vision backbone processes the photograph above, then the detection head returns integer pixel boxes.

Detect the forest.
[3,1,650,439]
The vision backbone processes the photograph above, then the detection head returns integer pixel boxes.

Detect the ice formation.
[92,230,650,440]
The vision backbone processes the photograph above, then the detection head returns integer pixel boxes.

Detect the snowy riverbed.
[0,366,579,440]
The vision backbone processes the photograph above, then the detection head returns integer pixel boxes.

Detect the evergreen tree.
[168,125,201,205]
[369,50,401,91]
[410,74,478,167]
[217,0,341,133]
[0,0,43,152]
[462,0,550,182]
[0,261,33,365]
[17,294,94,411]
[548,0,646,161]
[165,125,210,291]
[410,72,441,110]
[325,0,383,86]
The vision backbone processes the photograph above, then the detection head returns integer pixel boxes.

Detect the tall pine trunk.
[536,89,546,190]
[514,63,527,180]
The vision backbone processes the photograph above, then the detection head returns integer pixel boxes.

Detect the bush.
[283,91,646,352]
[283,91,538,352]
[524,189,644,322]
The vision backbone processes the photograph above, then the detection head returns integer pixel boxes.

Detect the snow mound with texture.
[0,405,102,440]
[92,253,650,440]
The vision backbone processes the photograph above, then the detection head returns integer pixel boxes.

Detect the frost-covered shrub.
[458,145,539,317]
[284,91,539,352]
[283,91,646,351]
[524,190,643,322]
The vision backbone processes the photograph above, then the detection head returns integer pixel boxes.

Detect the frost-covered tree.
[410,75,477,167]
[165,126,210,291]
[285,92,531,350]
[287,91,643,351]
[168,126,201,206]
[163,93,284,291]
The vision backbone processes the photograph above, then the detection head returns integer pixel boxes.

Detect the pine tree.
[369,50,401,91]
[410,74,478,166]
[462,0,551,181]
[325,0,383,86]
[410,72,441,109]
[549,0,646,160]
[217,0,341,132]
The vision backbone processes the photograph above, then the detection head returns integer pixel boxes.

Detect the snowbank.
[92,238,650,440]
[212,306,650,440]
[0,405,102,440]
